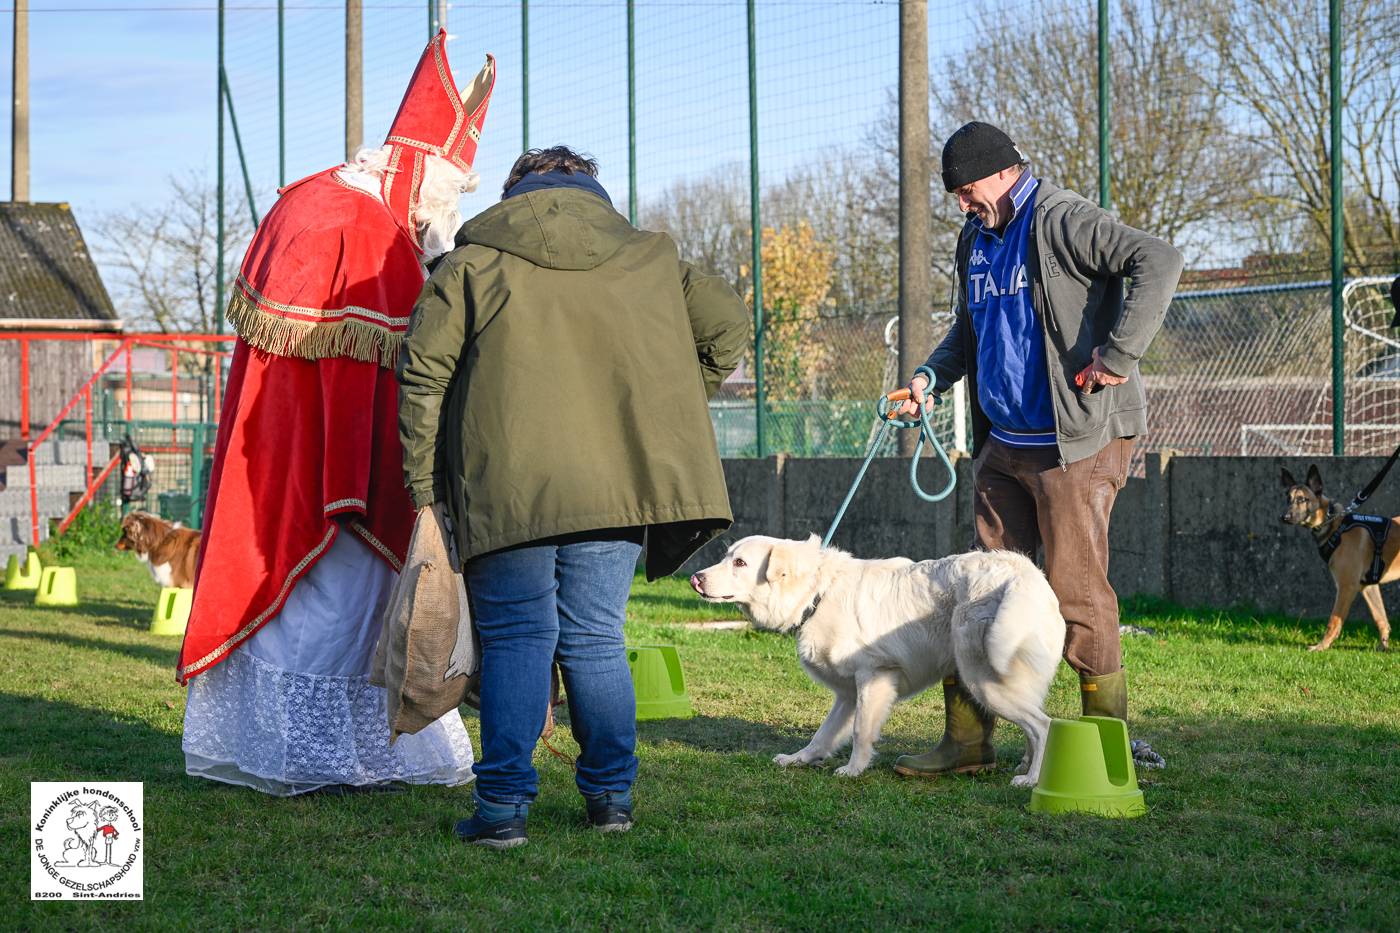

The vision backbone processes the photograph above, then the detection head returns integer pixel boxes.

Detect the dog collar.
[794,593,822,631]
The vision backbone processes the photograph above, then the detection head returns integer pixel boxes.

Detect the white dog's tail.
[984,573,1064,678]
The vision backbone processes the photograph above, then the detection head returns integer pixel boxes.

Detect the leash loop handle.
[899,366,958,504]
[822,367,957,548]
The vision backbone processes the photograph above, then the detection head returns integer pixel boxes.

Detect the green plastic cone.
[4,551,42,590]
[151,586,194,636]
[626,645,693,720]
[33,566,78,607]
[1028,716,1147,818]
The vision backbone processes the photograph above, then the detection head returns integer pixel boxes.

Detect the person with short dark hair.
[893,121,1183,776]
[500,145,600,196]
[399,145,749,848]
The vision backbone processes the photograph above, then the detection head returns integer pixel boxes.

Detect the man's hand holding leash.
[894,373,940,418]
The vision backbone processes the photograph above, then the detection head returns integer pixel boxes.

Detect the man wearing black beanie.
[893,121,1183,775]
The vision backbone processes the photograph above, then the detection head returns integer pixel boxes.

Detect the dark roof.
[0,202,117,322]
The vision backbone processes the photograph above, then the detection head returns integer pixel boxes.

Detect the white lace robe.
[182,531,475,795]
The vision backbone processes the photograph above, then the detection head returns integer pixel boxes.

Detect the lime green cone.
[626,645,693,720]
[1028,716,1147,818]
[33,566,78,607]
[151,587,194,636]
[4,551,42,590]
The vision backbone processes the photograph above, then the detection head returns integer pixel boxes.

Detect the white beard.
[416,205,463,260]
[337,145,476,261]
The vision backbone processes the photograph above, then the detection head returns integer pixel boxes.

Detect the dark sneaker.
[584,795,634,833]
[454,813,528,849]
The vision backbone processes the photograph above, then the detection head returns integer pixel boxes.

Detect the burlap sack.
[371,506,478,741]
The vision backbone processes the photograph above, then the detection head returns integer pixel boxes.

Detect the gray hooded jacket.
[923,179,1184,465]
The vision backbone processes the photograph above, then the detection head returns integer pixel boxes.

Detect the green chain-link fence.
[163,0,1400,485]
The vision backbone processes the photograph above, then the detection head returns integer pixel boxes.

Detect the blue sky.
[0,0,936,269]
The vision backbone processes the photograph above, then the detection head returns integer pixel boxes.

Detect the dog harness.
[1316,513,1391,585]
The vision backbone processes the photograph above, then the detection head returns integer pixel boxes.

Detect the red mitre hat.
[381,30,496,249]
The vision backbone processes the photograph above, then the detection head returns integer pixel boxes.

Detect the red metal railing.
[1,333,234,545]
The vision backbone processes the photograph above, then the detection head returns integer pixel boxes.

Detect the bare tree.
[95,173,257,334]
[763,150,900,314]
[927,0,1253,263]
[639,166,752,296]
[641,152,903,316]
[1203,0,1400,275]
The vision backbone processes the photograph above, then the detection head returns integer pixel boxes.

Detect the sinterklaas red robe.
[176,169,421,683]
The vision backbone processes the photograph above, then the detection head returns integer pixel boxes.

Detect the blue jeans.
[464,530,642,806]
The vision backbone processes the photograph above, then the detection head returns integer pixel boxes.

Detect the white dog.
[691,535,1066,785]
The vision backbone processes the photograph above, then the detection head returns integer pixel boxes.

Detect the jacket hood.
[456,187,635,271]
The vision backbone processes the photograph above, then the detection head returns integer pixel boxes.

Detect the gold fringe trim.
[226,290,402,369]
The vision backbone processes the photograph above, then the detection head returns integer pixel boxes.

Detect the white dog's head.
[690,534,826,633]
[65,802,97,836]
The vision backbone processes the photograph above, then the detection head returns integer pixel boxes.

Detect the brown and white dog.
[114,511,202,589]
[1281,465,1395,651]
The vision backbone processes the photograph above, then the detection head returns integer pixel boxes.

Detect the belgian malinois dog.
[1281,465,1395,651]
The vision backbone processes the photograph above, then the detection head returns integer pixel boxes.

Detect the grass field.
[3,548,1398,930]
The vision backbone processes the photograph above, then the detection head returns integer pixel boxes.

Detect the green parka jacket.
[397,185,750,579]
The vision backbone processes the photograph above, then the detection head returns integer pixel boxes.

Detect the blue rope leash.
[821,366,957,548]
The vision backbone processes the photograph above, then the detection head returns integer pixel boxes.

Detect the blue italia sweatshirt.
[966,171,1055,447]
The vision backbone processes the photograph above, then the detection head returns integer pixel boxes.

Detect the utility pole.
[345,0,363,161]
[897,0,930,455]
[11,0,29,201]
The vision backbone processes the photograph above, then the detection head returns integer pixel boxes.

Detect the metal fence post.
[221,70,261,227]
[522,0,529,151]
[1097,0,1110,209]
[1329,0,1344,455]
[216,0,225,333]
[278,0,285,187]
[627,0,637,226]
[747,0,764,458]
[191,422,207,528]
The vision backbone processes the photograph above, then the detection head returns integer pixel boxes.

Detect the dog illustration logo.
[31,782,143,900]
[54,800,101,867]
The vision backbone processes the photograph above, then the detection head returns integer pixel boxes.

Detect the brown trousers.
[972,436,1132,677]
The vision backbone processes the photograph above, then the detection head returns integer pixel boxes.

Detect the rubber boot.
[894,677,996,777]
[1082,668,1166,769]
[1079,669,1128,722]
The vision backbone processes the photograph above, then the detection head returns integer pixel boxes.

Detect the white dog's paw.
[1010,774,1038,788]
[773,751,813,768]
[833,761,868,778]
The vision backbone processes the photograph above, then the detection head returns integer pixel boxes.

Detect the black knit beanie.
[941,121,1025,192]
[1389,273,1400,328]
